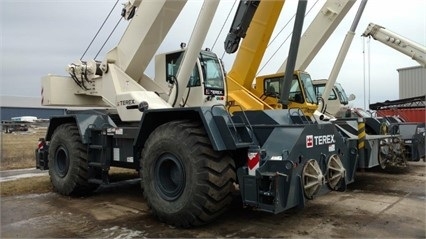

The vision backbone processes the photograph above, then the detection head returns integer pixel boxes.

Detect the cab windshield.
[200,51,224,90]
[300,73,317,104]
[335,83,349,104]
[263,73,317,104]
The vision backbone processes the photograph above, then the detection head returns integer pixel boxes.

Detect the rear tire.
[141,120,236,227]
[48,123,97,195]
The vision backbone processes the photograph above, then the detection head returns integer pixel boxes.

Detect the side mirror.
[348,94,356,101]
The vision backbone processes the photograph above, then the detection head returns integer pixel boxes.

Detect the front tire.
[141,120,236,227]
[48,123,97,195]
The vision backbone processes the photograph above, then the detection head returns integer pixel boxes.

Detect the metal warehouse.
[0,96,65,121]
[398,65,426,99]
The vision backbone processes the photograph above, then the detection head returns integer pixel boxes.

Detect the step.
[89,145,103,150]
[88,162,103,168]
[88,178,104,185]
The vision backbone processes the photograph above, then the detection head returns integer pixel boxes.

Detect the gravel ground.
[1,162,425,238]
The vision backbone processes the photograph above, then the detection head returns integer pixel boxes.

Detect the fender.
[45,110,116,144]
[134,106,232,154]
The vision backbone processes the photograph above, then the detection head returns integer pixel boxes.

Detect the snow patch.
[0,172,48,182]
[102,226,147,239]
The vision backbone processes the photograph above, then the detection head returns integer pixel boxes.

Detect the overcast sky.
[1,0,425,109]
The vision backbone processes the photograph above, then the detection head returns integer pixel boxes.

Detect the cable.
[363,37,366,109]
[257,0,319,75]
[95,17,123,60]
[211,0,238,52]
[367,37,371,109]
[181,87,191,107]
[171,76,179,107]
[80,0,120,60]
[257,32,292,75]
[271,0,319,49]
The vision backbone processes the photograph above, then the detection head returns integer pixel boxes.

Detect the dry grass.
[0,168,138,197]
[0,176,52,197]
[0,128,47,170]
[0,128,138,196]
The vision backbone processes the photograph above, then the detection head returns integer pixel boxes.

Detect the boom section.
[278,0,356,72]
[106,0,187,80]
[362,23,426,66]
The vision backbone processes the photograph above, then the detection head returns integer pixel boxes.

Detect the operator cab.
[314,81,352,105]
[156,49,226,107]
[258,72,317,113]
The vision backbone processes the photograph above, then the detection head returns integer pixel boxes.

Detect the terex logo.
[306,134,335,148]
[117,99,135,106]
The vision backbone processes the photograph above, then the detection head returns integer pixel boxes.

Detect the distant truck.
[1,121,29,133]
[11,116,38,123]
[1,116,38,133]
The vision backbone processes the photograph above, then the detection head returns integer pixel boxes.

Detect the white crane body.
[362,23,426,67]
[278,0,356,72]
[42,0,226,122]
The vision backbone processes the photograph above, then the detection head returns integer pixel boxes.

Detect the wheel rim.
[302,159,324,199]
[55,146,69,178]
[326,154,345,190]
[154,153,185,201]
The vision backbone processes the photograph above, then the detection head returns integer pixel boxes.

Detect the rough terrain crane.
[224,0,357,199]
[316,19,426,168]
[36,0,354,227]
[317,22,426,118]
[251,0,357,114]
[362,23,426,163]
[223,0,356,114]
[227,0,407,171]
[291,1,408,170]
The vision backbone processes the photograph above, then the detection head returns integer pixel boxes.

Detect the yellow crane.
[226,0,356,115]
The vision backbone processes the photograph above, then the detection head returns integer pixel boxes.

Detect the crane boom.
[362,23,426,67]
[106,0,187,81]
[168,0,220,106]
[42,0,226,122]
[224,0,260,54]
[279,0,307,106]
[278,0,356,72]
[226,0,285,111]
[227,0,284,90]
[318,0,368,115]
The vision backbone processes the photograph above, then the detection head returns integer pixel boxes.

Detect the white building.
[397,65,426,99]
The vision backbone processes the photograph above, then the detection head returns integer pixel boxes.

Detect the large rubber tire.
[141,120,236,227]
[48,123,97,195]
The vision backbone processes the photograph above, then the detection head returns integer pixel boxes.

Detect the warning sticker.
[306,135,313,148]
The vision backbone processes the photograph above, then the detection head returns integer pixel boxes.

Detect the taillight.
[38,138,45,150]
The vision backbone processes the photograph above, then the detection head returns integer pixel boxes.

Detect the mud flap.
[35,148,49,170]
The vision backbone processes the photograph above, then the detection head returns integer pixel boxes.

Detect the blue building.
[0,96,66,121]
